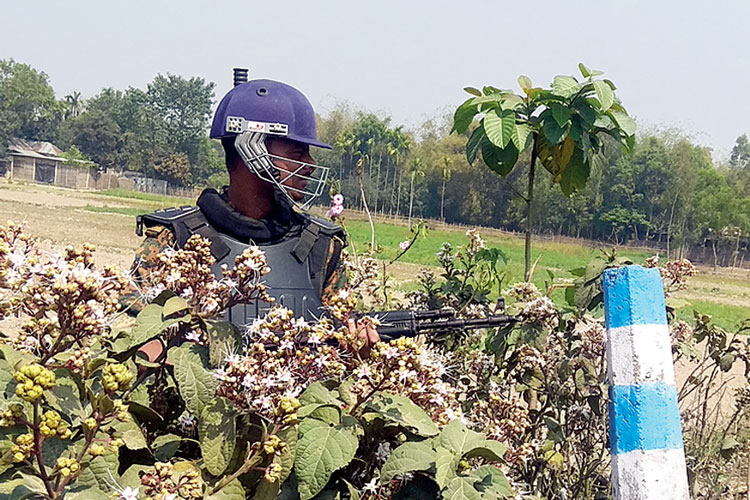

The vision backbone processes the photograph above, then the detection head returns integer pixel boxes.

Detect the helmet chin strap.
[233,131,328,211]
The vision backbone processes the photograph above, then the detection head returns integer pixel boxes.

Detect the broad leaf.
[111,418,147,450]
[481,141,518,177]
[207,479,247,499]
[300,382,338,406]
[609,110,636,136]
[162,296,189,318]
[199,398,237,476]
[542,114,567,145]
[593,80,614,111]
[169,343,218,418]
[76,452,120,491]
[463,87,482,97]
[578,63,591,78]
[464,440,507,461]
[483,109,515,149]
[438,419,484,455]
[551,75,579,98]
[380,440,436,482]
[466,126,485,164]
[442,477,482,500]
[65,486,111,500]
[511,123,532,152]
[517,75,532,90]
[452,98,478,134]
[559,148,590,196]
[152,433,182,461]
[365,392,438,437]
[337,378,357,407]
[294,423,359,500]
[469,465,513,498]
[434,447,459,489]
[550,103,572,127]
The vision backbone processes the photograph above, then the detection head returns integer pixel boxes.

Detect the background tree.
[0,59,64,154]
[453,64,636,279]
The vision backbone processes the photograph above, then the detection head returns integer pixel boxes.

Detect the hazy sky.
[2,0,748,158]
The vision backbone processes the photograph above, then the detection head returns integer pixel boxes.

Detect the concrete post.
[602,265,690,500]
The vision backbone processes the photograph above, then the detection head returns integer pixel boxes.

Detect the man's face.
[266,138,316,201]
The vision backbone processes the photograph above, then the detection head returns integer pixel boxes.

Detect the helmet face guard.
[234,128,329,210]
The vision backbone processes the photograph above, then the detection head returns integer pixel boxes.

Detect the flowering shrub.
[0,223,513,500]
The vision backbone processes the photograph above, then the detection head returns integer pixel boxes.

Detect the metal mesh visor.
[234,132,330,210]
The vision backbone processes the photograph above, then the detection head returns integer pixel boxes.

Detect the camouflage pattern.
[123,224,347,314]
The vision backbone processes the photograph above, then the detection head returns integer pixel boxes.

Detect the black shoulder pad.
[305,214,347,242]
[136,206,197,236]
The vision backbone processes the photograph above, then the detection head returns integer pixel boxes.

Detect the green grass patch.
[93,189,194,206]
[675,300,749,331]
[343,219,653,291]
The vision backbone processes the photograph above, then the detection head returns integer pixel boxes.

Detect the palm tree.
[408,158,424,226]
[65,91,83,118]
[440,157,452,221]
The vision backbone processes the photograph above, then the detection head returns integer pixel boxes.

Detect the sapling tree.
[452,63,636,280]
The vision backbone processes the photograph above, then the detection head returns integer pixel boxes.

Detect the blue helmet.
[211,77,331,209]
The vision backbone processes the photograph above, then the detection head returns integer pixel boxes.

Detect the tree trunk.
[712,239,718,270]
[524,138,538,282]
[733,231,741,268]
[396,167,403,217]
[408,171,415,226]
[440,179,446,221]
[666,193,679,259]
[382,164,390,216]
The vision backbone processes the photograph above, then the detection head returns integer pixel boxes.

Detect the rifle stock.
[371,309,518,341]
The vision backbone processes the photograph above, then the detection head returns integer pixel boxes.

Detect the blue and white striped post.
[602,265,690,500]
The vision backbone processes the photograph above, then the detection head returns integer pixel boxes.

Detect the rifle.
[371,308,519,341]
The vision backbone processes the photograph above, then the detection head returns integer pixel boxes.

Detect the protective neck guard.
[196,187,302,243]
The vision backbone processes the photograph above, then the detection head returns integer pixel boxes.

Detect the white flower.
[242,373,254,388]
[362,477,379,494]
[399,240,411,251]
[332,194,344,205]
[185,330,202,342]
[355,364,373,379]
[118,486,139,500]
[383,346,398,359]
[214,367,228,381]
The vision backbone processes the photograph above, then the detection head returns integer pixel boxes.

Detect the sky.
[2,0,748,159]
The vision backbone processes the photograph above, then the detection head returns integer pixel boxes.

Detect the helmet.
[210,78,331,209]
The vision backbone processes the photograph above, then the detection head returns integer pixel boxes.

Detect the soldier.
[130,69,379,357]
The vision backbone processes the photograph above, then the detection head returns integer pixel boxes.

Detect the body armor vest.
[136,206,345,326]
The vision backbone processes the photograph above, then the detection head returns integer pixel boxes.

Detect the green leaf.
[452,98,478,134]
[434,447,459,489]
[438,419,483,455]
[251,478,281,500]
[578,63,591,78]
[162,296,189,318]
[337,379,357,407]
[463,87,482,97]
[207,478,247,499]
[469,465,513,498]
[464,440,507,462]
[442,477,482,500]
[299,382,338,406]
[517,75,532,90]
[511,123,532,152]
[206,320,242,367]
[111,418,147,450]
[720,436,740,459]
[466,126,485,165]
[550,103,572,127]
[131,304,169,345]
[483,109,515,149]
[46,372,83,424]
[152,433,182,461]
[76,452,120,491]
[65,486,112,500]
[299,404,340,425]
[542,115,567,145]
[365,392,438,437]
[342,479,361,500]
[0,473,48,499]
[592,80,614,111]
[609,111,636,136]
[169,343,218,418]
[199,398,237,476]
[481,141,518,177]
[275,425,298,483]
[380,440,436,483]
[559,148,590,196]
[551,75,580,98]
[294,422,359,500]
